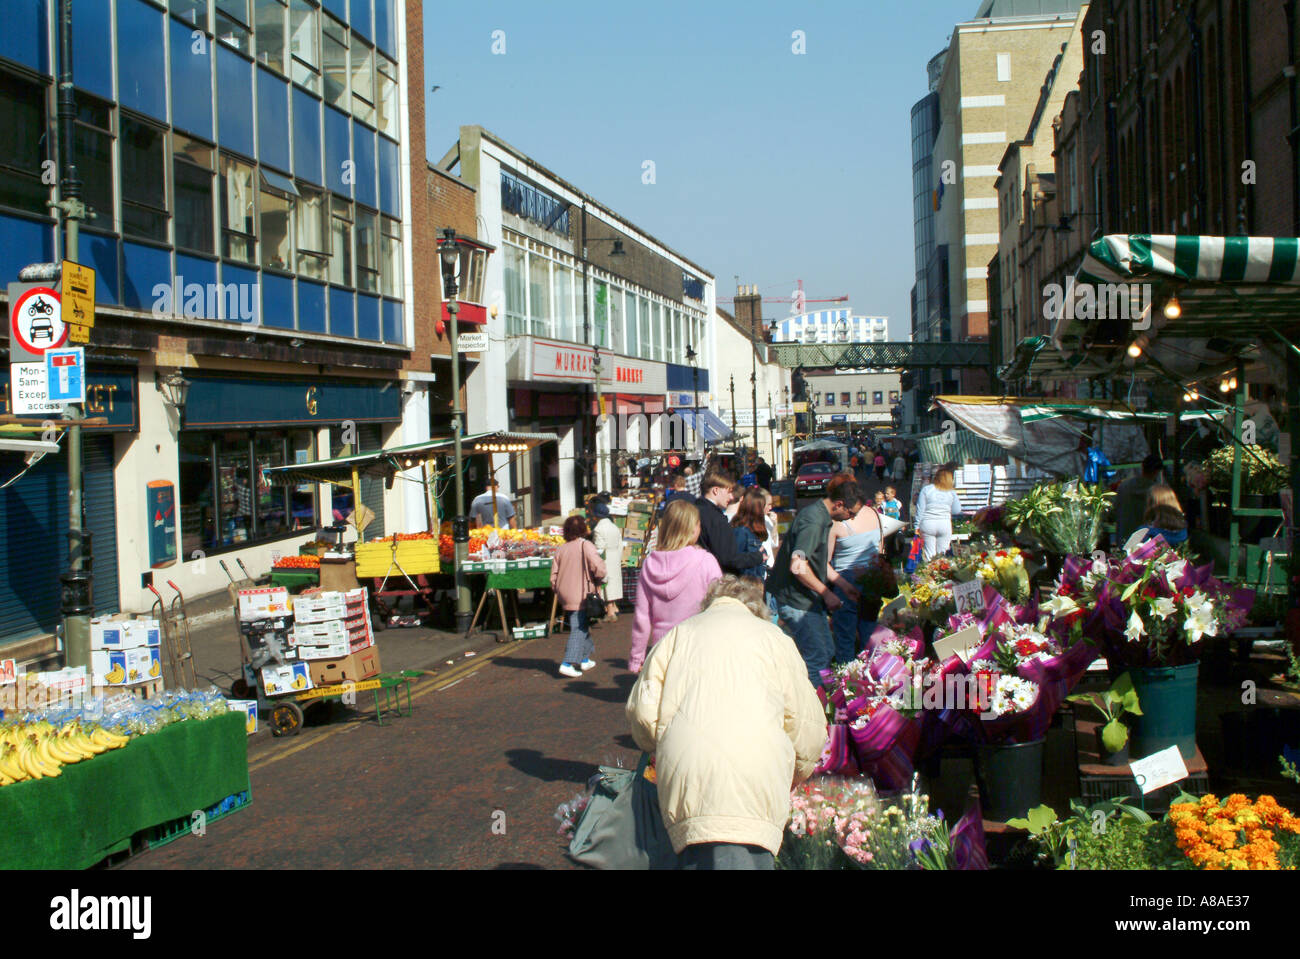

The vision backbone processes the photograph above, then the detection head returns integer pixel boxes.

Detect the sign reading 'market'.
[511,336,667,394]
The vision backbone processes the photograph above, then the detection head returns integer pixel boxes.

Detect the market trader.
[694,469,765,575]
[470,481,518,529]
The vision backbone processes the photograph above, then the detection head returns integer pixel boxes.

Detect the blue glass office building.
[0,0,418,653]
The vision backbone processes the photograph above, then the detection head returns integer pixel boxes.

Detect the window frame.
[328,193,353,287]
[72,91,117,234]
[119,112,171,243]
[0,69,53,219]
[288,0,321,92]
[253,0,288,75]
[172,133,217,255]
[218,152,258,264]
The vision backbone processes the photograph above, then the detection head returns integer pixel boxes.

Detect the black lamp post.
[729,374,737,452]
[686,343,699,451]
[438,228,473,633]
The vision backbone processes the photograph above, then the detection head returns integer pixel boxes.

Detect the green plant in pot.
[1068,672,1143,766]
[1203,444,1290,497]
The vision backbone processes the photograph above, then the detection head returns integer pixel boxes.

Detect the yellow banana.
[92,728,129,749]
[0,747,24,784]
[32,736,63,773]
[43,735,81,765]
[17,744,45,780]
[61,732,99,759]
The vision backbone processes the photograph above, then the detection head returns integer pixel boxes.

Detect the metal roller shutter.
[0,436,119,644]
[359,424,386,538]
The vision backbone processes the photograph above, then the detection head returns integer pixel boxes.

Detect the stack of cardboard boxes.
[240,586,381,698]
[90,619,164,689]
[620,501,654,567]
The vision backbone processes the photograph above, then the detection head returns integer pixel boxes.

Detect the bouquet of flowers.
[969,546,1032,604]
[1052,540,1254,668]
[814,630,933,788]
[782,774,987,870]
[1003,480,1114,555]
[1202,444,1290,496]
[1168,794,1300,870]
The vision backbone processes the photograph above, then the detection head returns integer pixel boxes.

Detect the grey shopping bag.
[567,754,677,870]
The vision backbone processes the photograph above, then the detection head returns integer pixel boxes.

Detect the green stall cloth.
[485,563,552,591]
[0,711,249,870]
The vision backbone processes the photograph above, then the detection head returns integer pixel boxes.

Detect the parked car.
[794,462,835,496]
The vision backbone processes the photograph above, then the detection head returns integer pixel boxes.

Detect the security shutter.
[0,436,119,644]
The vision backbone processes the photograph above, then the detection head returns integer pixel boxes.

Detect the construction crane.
[717,279,848,314]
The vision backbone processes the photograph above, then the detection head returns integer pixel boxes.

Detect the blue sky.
[423,0,981,340]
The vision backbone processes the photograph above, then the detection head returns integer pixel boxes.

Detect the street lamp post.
[729,374,737,455]
[686,343,698,453]
[438,229,472,633]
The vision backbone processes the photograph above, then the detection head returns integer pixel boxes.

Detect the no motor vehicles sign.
[8,283,66,363]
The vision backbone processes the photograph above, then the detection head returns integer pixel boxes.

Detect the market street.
[122,622,640,870]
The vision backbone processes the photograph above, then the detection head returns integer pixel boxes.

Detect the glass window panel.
[355,207,378,292]
[608,283,622,353]
[350,39,374,124]
[289,0,318,66]
[254,0,287,74]
[651,302,661,361]
[217,0,248,22]
[376,55,397,138]
[288,430,318,529]
[380,219,400,297]
[504,244,525,335]
[260,187,292,270]
[215,433,254,545]
[594,281,609,349]
[638,296,650,360]
[556,266,575,342]
[219,154,256,262]
[461,245,484,303]
[254,434,290,537]
[624,291,638,356]
[296,183,328,272]
[329,195,351,285]
[216,10,251,51]
[529,254,551,337]
[0,72,50,216]
[173,135,214,253]
[322,20,348,109]
[171,0,209,28]
[73,93,114,227]
[180,433,218,553]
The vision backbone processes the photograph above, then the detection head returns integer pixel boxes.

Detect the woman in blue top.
[730,489,771,583]
[825,492,884,663]
[1139,485,1189,547]
[914,467,965,561]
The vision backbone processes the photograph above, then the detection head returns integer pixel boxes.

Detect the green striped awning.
[1046,234,1300,382]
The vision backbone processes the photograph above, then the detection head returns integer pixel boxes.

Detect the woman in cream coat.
[626,575,828,870]
[589,500,624,622]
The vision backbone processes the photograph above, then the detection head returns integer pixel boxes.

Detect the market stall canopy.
[1025,234,1300,387]
[673,408,734,443]
[262,431,559,486]
[932,395,1225,478]
[794,439,848,453]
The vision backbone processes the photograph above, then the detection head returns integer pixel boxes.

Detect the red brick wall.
[403,0,433,374]
[426,166,479,359]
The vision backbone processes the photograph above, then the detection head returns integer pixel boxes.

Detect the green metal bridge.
[770,340,993,370]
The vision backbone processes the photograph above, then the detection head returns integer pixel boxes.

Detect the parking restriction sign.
[45,348,85,404]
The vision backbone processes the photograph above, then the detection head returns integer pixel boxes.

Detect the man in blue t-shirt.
[470,483,517,528]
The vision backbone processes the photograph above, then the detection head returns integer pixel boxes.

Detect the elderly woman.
[626,575,828,870]
[588,499,624,622]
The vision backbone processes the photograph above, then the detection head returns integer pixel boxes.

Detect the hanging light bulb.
[1127,341,1144,359]
[1229,376,1239,391]
[1183,390,1199,403]
[1219,379,1232,393]
[1164,296,1182,319]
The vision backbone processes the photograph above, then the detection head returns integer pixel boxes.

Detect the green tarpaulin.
[0,712,249,869]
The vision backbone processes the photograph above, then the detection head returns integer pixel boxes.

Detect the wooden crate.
[355,539,441,578]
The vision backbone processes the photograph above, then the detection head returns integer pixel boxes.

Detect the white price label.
[952,578,986,615]
[933,624,982,664]
[1130,745,1190,794]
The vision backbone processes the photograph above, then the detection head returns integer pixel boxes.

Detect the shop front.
[0,364,138,653]
[505,337,666,519]
[114,370,404,613]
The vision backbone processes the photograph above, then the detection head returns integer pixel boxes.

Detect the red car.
[794,462,835,495]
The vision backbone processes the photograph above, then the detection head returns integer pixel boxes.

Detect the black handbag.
[582,592,607,621]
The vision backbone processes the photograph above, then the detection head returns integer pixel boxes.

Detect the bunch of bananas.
[0,720,129,786]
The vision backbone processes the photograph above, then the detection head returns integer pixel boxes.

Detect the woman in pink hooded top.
[629,500,722,673]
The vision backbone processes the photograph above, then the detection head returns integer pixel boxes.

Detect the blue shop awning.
[675,409,733,444]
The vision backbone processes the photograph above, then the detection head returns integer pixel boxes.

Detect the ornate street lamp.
[438,228,474,632]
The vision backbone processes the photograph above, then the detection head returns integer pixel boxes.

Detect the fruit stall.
[0,675,250,869]
[262,430,560,629]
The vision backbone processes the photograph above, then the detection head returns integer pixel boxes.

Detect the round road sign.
[11,286,66,356]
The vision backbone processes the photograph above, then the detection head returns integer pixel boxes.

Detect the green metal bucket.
[1129,663,1199,761]
[975,738,1045,822]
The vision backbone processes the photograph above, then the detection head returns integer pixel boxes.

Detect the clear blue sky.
[423,0,980,341]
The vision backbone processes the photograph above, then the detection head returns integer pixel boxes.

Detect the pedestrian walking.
[754,457,773,491]
[550,515,607,678]
[825,491,883,663]
[730,488,771,583]
[892,450,907,483]
[693,470,764,575]
[626,575,828,870]
[914,467,965,561]
[683,465,703,499]
[873,451,887,482]
[589,499,624,623]
[766,473,861,685]
[628,500,722,673]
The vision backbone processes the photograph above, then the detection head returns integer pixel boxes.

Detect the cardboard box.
[91,618,162,650]
[308,647,381,687]
[124,619,162,648]
[295,640,350,661]
[624,512,650,531]
[291,620,348,647]
[292,590,364,623]
[239,587,292,621]
[227,699,258,735]
[91,648,159,686]
[260,661,313,696]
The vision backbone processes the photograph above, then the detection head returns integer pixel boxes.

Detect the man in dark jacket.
[694,469,764,575]
[754,457,774,490]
